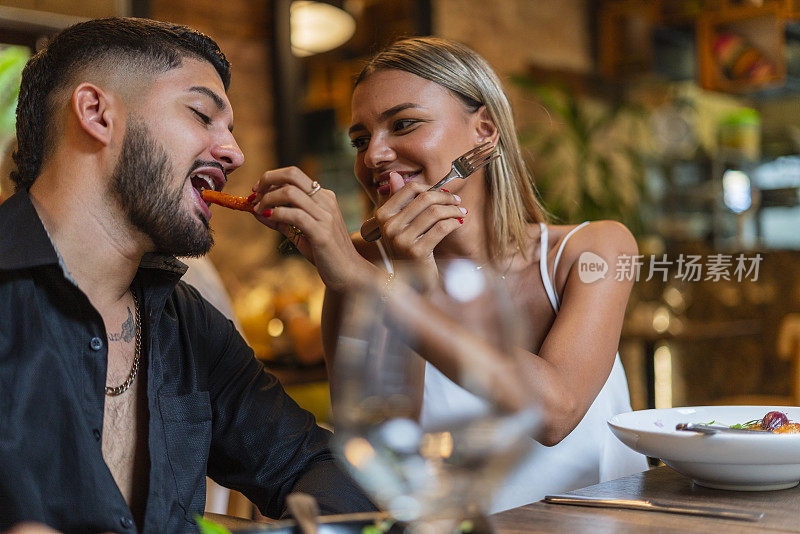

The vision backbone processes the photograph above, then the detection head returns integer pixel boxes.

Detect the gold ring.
[308,181,321,197]
[287,224,304,238]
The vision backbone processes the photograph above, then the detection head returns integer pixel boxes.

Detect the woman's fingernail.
[262,209,272,217]
[459,207,467,214]
[440,188,450,193]
[453,194,461,202]
[457,217,464,224]
[247,193,257,202]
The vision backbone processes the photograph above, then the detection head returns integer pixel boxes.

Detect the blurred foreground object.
[330,261,540,534]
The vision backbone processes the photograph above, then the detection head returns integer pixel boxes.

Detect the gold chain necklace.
[475,251,518,280]
[105,291,141,397]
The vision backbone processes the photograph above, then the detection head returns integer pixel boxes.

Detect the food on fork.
[201,190,255,212]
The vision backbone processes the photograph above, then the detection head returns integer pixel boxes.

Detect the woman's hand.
[375,172,466,288]
[251,167,377,292]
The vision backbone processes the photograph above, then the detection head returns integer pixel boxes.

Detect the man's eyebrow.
[188,86,234,132]
[189,86,226,110]
[348,102,422,135]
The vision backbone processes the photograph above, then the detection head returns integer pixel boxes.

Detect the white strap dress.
[389,222,647,512]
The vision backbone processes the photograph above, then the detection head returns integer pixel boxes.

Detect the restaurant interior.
[2,0,800,525]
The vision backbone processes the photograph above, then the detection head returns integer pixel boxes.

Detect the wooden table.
[208,466,799,533]
[493,466,799,533]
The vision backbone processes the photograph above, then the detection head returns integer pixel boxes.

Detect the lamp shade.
[290,1,356,57]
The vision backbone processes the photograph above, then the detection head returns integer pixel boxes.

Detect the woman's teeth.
[377,173,418,188]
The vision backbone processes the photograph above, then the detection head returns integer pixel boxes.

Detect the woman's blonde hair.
[356,36,548,259]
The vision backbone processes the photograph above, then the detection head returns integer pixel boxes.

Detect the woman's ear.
[473,105,499,145]
[71,82,118,146]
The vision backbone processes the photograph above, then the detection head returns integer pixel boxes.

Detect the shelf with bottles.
[597,1,798,92]
[696,2,787,92]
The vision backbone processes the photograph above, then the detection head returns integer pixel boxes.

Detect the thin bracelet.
[380,272,396,302]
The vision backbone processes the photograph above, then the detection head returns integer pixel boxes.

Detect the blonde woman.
[251,37,647,511]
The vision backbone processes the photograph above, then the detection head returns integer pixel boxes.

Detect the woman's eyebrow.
[348,102,422,134]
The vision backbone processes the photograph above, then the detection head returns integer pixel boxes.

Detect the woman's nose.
[363,137,396,168]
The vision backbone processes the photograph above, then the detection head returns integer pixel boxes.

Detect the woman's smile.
[349,69,481,205]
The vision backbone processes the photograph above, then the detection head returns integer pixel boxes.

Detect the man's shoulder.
[0,191,59,271]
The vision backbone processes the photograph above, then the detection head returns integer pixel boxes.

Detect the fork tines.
[456,141,499,175]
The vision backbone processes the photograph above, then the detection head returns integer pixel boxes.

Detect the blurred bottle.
[719,108,761,161]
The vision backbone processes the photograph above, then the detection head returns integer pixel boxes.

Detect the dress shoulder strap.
[376,239,394,274]
[539,223,559,313]
[539,221,591,312]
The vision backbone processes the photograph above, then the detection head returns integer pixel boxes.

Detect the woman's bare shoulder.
[572,220,636,255]
[552,220,638,280]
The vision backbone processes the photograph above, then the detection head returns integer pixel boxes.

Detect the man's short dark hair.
[11,17,230,190]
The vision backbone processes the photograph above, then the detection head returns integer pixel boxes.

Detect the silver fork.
[360,141,499,242]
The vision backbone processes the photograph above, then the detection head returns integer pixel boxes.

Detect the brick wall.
[150,0,284,296]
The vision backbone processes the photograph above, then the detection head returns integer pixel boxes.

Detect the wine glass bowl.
[331,260,540,533]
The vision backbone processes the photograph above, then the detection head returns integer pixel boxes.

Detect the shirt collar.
[0,189,59,270]
[0,189,188,280]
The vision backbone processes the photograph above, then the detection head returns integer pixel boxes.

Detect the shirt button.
[120,516,134,529]
[92,428,101,441]
[89,337,103,351]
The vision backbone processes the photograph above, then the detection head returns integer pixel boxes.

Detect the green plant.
[0,45,28,142]
[512,75,650,232]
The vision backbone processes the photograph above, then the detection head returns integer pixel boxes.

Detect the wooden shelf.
[696,3,786,92]
[598,0,661,79]
[598,1,795,93]
[781,0,800,19]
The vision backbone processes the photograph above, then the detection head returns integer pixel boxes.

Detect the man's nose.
[212,136,245,172]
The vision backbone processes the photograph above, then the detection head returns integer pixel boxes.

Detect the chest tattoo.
[108,307,135,342]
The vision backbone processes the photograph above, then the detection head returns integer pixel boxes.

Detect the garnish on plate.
[719,411,799,433]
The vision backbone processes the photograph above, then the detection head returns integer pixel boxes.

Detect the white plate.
[608,406,800,491]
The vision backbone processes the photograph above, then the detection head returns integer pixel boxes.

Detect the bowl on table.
[608,406,800,491]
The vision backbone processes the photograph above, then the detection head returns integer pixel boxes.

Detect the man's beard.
[110,119,213,257]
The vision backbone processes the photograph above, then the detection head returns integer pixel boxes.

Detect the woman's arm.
[249,167,382,292]
[375,221,636,446]
[524,221,637,444]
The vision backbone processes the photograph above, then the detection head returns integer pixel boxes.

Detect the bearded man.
[0,17,373,533]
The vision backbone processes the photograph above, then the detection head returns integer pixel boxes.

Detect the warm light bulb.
[290,1,356,57]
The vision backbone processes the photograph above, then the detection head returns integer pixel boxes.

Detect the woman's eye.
[393,119,419,132]
[191,108,211,125]
[350,136,369,151]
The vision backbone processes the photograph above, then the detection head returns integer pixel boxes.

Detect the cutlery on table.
[543,494,764,521]
[675,423,771,435]
[360,141,499,242]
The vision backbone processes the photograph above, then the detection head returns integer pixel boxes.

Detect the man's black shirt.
[0,191,373,532]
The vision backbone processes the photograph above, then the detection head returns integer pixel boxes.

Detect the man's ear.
[473,105,499,145]
[71,82,118,146]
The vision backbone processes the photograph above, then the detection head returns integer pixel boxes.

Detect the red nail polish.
[262,209,272,217]
[441,188,450,193]
[247,193,257,203]
[463,208,468,214]
[457,217,464,224]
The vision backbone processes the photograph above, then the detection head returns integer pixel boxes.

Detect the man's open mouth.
[191,173,218,194]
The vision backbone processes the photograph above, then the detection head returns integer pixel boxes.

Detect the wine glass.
[330,259,541,534]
